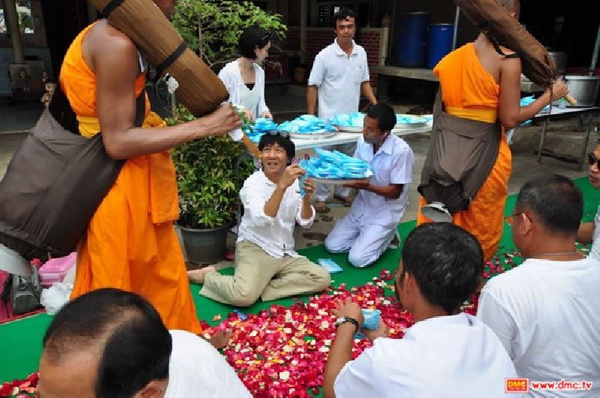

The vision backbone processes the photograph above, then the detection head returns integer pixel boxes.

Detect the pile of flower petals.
[203,269,414,397]
[0,372,38,397]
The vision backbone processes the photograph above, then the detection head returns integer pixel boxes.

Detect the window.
[0,0,35,35]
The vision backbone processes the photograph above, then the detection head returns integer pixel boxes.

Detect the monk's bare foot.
[209,329,232,349]
[187,266,216,284]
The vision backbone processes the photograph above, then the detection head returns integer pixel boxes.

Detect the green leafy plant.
[172,0,287,69]
[168,106,254,229]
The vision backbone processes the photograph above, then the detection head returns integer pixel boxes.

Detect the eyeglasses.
[588,152,600,168]
[266,130,289,138]
[505,212,531,226]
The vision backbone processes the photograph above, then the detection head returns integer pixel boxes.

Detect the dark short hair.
[401,223,483,314]
[516,173,582,235]
[239,26,271,59]
[332,7,357,28]
[258,132,295,163]
[366,103,396,132]
[43,288,172,398]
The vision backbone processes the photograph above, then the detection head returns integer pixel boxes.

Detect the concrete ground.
[1,85,599,270]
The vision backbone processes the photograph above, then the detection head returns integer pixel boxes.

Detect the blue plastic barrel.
[396,12,432,67]
[426,23,455,69]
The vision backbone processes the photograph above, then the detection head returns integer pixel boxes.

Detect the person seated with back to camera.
[37,288,251,398]
[323,223,518,398]
[324,103,414,268]
[188,132,331,307]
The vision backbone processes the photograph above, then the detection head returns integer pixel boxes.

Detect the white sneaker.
[421,201,453,223]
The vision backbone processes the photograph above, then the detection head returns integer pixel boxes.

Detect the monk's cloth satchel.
[418,91,501,214]
[0,84,146,261]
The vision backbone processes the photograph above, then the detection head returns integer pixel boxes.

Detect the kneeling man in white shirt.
[324,223,519,398]
[190,132,331,306]
[324,103,414,268]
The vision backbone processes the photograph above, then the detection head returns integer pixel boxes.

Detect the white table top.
[533,106,600,120]
[291,121,433,150]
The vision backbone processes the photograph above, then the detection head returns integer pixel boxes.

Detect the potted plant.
[166,1,286,264]
[168,106,254,264]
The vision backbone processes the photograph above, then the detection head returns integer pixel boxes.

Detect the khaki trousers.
[200,240,331,307]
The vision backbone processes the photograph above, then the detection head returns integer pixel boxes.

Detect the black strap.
[48,84,147,135]
[337,316,360,335]
[101,0,125,18]
[154,41,188,79]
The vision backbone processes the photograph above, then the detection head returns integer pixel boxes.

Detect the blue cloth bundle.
[355,308,382,339]
[329,112,365,127]
[244,117,279,143]
[278,114,337,134]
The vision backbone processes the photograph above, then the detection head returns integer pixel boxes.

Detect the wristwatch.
[334,316,360,334]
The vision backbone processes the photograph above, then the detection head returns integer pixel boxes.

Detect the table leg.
[376,74,390,102]
[537,119,549,163]
[578,114,593,171]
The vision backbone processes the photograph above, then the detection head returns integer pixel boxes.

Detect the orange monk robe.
[417,43,512,263]
[60,23,201,334]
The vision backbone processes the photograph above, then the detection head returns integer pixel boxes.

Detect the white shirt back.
[334,313,519,398]
[308,39,370,120]
[478,257,600,397]
[350,134,414,228]
[164,330,251,398]
[237,171,315,258]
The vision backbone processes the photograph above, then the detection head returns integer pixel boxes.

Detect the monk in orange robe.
[416,0,568,262]
[59,0,242,334]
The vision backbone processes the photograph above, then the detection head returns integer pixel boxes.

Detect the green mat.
[2,176,598,384]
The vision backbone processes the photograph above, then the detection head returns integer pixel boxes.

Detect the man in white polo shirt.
[324,223,518,398]
[307,7,377,213]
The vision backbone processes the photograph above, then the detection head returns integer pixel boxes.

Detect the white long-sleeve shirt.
[237,171,315,258]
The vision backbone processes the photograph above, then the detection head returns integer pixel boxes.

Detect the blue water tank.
[396,12,432,67]
[426,23,455,69]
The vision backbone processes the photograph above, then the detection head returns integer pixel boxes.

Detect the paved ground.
[1,85,598,270]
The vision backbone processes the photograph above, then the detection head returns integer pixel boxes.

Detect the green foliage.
[168,106,254,229]
[172,0,287,68]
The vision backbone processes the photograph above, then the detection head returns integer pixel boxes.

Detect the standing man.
[416,0,568,263]
[324,103,414,267]
[60,0,242,335]
[307,7,377,213]
[478,174,600,397]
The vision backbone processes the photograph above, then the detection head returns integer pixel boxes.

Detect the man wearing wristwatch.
[323,223,519,398]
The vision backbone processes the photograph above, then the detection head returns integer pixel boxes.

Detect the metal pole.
[4,0,25,63]
[452,6,460,50]
[300,0,307,63]
[589,24,600,76]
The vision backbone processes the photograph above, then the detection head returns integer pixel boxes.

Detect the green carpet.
[1,176,598,384]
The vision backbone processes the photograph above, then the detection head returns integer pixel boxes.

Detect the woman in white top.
[218,26,273,122]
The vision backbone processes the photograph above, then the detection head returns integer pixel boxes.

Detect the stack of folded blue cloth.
[244,117,279,143]
[278,114,337,134]
[329,112,365,127]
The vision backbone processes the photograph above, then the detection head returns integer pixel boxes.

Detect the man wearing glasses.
[576,144,600,260]
[478,174,600,396]
[188,132,331,306]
